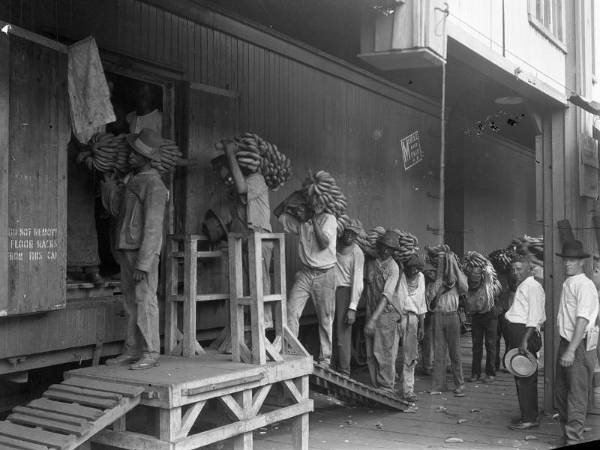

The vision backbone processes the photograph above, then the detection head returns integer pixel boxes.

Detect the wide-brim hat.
[203,209,229,243]
[126,128,162,161]
[556,239,590,259]
[504,348,537,377]
[377,230,400,250]
[345,219,364,234]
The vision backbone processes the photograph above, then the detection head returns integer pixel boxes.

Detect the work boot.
[453,385,465,397]
[482,375,495,384]
[130,353,160,370]
[466,374,481,383]
[105,354,138,366]
[404,392,417,403]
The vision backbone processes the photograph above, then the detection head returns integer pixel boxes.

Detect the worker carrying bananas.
[363,231,402,395]
[276,193,338,367]
[101,128,168,370]
[210,140,274,326]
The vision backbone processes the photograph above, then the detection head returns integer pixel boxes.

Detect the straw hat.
[504,348,538,377]
[126,128,162,161]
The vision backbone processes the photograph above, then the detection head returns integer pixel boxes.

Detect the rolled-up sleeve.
[526,283,546,328]
[349,247,365,310]
[576,281,599,323]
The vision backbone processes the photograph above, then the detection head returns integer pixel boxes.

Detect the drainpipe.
[439,60,446,245]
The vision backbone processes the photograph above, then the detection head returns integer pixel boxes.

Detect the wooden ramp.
[0,377,144,450]
[311,363,415,412]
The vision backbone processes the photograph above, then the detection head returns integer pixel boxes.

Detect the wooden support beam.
[183,236,199,357]
[178,402,206,439]
[250,385,272,416]
[158,407,181,442]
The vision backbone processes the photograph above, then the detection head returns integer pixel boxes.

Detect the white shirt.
[335,244,365,310]
[505,276,546,328]
[298,213,337,269]
[557,273,599,342]
[127,109,163,135]
[393,272,427,315]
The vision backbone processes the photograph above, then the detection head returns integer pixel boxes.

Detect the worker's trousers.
[471,310,497,377]
[366,308,400,391]
[287,266,336,364]
[119,250,160,357]
[399,312,419,395]
[555,337,595,444]
[432,311,464,390]
[333,286,353,376]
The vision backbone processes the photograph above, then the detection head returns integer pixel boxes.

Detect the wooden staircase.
[0,377,144,449]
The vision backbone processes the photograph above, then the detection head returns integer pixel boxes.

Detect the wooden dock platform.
[65,352,313,449]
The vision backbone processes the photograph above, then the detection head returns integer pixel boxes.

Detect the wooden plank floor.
[251,333,600,449]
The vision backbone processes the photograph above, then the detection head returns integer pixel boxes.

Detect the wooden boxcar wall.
[0,0,441,360]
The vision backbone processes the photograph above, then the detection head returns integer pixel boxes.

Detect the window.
[528,0,566,51]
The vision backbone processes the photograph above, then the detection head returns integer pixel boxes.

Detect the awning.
[568,94,600,115]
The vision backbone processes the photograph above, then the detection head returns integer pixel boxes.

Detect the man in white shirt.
[504,255,546,430]
[285,197,338,367]
[394,253,427,402]
[555,240,599,446]
[333,219,364,376]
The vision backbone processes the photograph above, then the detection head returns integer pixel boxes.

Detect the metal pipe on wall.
[439,60,446,245]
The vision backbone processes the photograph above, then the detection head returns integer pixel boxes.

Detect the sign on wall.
[400,130,423,170]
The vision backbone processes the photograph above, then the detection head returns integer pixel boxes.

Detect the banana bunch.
[234,132,292,190]
[302,169,347,217]
[488,248,515,273]
[81,133,130,173]
[425,243,460,268]
[356,226,386,258]
[151,139,183,174]
[508,235,544,263]
[337,214,351,237]
[462,251,489,271]
[392,229,419,262]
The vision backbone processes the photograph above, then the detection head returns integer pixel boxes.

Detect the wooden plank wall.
[6,35,68,315]
[0,0,441,328]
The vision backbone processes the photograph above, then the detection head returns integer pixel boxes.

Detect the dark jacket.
[102,169,168,272]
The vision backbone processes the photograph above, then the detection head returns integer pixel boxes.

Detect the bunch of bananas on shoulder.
[232,132,292,191]
[391,229,419,262]
[151,139,183,174]
[79,133,130,173]
[302,169,347,217]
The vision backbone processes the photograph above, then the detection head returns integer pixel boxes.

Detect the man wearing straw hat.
[363,231,401,394]
[101,128,168,370]
[333,218,365,376]
[504,255,545,430]
[555,240,599,446]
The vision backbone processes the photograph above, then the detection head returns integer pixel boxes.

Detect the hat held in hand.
[127,128,162,161]
[504,348,537,378]
[556,239,590,259]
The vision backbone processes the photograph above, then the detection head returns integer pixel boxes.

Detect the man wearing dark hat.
[394,253,427,402]
[333,219,365,376]
[504,255,545,430]
[363,231,401,394]
[101,128,168,370]
[555,240,599,446]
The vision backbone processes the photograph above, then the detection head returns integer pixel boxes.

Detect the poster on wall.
[400,131,423,170]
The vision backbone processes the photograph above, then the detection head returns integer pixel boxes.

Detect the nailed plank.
[61,378,144,398]
[26,399,103,421]
[0,435,49,450]
[7,413,90,437]
[42,390,117,409]
[47,384,122,401]
[0,422,74,448]
[12,407,89,427]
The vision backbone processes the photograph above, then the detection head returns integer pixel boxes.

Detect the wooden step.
[26,399,103,421]
[62,378,144,398]
[12,407,89,427]
[6,414,90,437]
[46,384,122,401]
[42,390,117,410]
[0,435,49,450]
[0,422,75,449]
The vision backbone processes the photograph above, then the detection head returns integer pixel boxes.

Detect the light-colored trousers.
[119,250,160,357]
[399,312,419,395]
[287,266,336,364]
[366,308,401,391]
